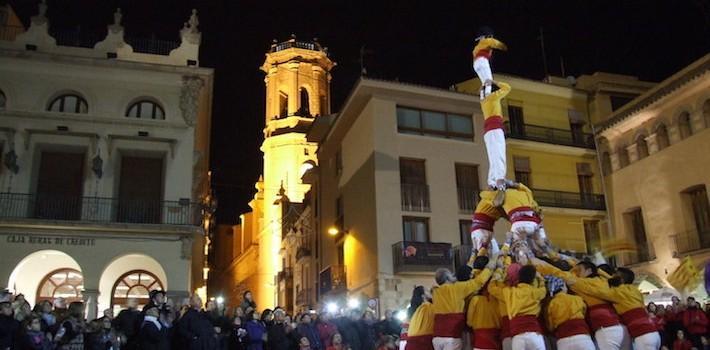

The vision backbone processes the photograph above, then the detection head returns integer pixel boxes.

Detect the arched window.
[299,88,310,116]
[678,112,692,139]
[48,94,88,114]
[111,270,164,309]
[601,151,612,175]
[37,268,84,304]
[126,100,165,119]
[279,91,288,118]
[703,99,710,129]
[0,90,6,109]
[656,124,670,150]
[636,136,649,159]
[618,146,630,168]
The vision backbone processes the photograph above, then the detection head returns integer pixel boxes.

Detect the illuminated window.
[111,270,164,310]
[126,100,165,119]
[37,268,84,304]
[396,106,473,141]
[48,94,88,114]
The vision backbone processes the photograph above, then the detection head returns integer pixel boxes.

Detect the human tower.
[400,28,662,350]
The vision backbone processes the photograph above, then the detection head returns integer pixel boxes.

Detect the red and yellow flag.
[667,256,701,292]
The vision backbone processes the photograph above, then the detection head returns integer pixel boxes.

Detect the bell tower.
[255,36,335,308]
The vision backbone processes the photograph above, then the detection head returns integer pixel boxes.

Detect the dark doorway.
[35,151,85,220]
[117,156,163,223]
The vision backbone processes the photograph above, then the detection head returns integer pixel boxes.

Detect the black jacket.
[267,322,291,350]
[114,308,140,339]
[0,314,20,350]
[333,317,361,350]
[177,309,217,350]
[138,319,170,350]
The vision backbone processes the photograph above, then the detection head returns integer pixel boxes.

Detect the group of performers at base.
[402,251,661,350]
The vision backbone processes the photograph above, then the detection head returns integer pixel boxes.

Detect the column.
[626,144,638,164]
[311,66,323,115]
[287,62,299,115]
[82,289,100,320]
[645,133,659,155]
[610,152,621,172]
[669,124,682,144]
[690,110,705,133]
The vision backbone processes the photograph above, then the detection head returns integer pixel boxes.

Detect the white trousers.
[471,229,499,254]
[432,337,462,350]
[633,332,661,350]
[473,57,493,99]
[501,337,512,350]
[556,334,596,350]
[511,332,545,350]
[594,325,626,350]
[484,129,506,188]
[399,340,407,350]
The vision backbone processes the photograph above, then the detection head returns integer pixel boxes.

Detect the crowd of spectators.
[646,296,710,350]
[0,289,403,350]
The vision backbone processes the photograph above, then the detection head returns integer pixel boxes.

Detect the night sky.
[9,0,710,224]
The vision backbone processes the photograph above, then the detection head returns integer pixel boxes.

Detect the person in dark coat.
[139,305,170,350]
[268,309,292,350]
[228,316,248,350]
[114,298,141,350]
[176,295,217,350]
[240,291,256,312]
[0,301,20,350]
[244,311,266,350]
[333,312,361,350]
[375,310,402,338]
[359,311,377,350]
[297,313,322,350]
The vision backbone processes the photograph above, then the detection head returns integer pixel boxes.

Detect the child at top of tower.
[473,26,507,100]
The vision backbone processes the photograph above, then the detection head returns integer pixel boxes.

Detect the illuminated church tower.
[255,36,335,307]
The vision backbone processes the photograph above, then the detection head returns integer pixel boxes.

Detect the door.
[117,156,163,223]
[35,152,85,220]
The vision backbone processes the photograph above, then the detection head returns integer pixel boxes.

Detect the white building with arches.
[595,53,710,296]
[0,3,214,319]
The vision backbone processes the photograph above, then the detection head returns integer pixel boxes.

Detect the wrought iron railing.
[457,187,480,213]
[504,122,595,149]
[0,25,24,41]
[671,228,710,255]
[319,265,347,296]
[532,189,605,210]
[271,40,321,53]
[50,30,103,48]
[392,241,453,274]
[401,184,430,212]
[125,37,180,55]
[453,244,473,268]
[0,193,201,225]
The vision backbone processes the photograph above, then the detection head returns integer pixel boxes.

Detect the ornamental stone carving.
[180,76,204,126]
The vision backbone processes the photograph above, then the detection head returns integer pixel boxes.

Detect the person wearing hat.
[472,27,507,100]
[139,304,170,350]
[544,276,595,350]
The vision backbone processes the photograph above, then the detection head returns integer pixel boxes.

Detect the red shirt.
[673,339,693,350]
[682,308,708,335]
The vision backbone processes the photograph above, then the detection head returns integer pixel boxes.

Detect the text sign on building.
[5,234,96,246]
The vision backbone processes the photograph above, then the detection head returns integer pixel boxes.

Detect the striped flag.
[667,256,701,292]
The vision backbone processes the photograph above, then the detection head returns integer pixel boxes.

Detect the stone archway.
[98,253,168,313]
[7,250,83,305]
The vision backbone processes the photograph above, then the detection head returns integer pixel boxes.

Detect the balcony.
[625,247,656,266]
[392,241,453,274]
[671,228,710,256]
[319,265,347,296]
[504,122,595,149]
[277,268,293,284]
[533,189,606,211]
[296,288,312,306]
[453,245,473,268]
[401,184,430,212]
[0,193,202,226]
[0,25,24,41]
[457,187,480,213]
